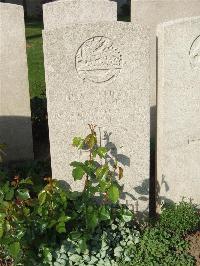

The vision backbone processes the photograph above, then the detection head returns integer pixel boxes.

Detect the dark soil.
[187,231,200,265]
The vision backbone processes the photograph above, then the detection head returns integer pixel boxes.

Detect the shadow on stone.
[31,97,50,161]
[0,116,33,163]
[103,131,130,167]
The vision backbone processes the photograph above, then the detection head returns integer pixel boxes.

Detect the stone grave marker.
[43,20,150,212]
[0,3,33,162]
[131,0,200,136]
[157,16,200,206]
[43,0,117,31]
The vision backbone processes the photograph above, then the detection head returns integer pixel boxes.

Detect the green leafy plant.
[69,124,125,233]
[0,125,127,264]
[0,126,199,265]
[159,200,200,235]
[49,215,139,266]
[126,226,195,266]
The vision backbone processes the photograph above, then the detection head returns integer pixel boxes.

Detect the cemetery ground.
[0,20,200,266]
[26,20,50,161]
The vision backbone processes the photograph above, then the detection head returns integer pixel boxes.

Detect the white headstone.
[43,21,150,212]
[157,16,200,206]
[0,3,33,162]
[43,0,117,30]
[131,0,200,136]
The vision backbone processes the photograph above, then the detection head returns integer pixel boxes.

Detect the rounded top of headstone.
[43,0,117,30]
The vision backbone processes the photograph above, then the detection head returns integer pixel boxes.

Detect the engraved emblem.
[189,35,200,69]
[75,36,122,83]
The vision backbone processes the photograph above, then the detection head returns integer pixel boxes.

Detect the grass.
[25,20,45,98]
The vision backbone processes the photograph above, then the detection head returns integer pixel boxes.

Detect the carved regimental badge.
[75,36,122,83]
[189,35,200,69]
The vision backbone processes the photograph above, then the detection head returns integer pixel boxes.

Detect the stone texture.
[43,22,150,212]
[131,0,200,136]
[157,17,200,206]
[43,0,117,30]
[0,3,33,162]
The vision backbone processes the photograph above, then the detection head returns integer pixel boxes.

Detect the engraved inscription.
[188,136,200,144]
[189,35,200,69]
[75,36,122,83]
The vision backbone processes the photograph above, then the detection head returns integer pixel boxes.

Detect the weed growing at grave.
[0,125,199,265]
[159,200,200,235]
[124,226,195,266]
[0,125,134,265]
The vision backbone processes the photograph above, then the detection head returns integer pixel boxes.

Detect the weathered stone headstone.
[131,0,200,136]
[157,17,200,205]
[43,0,117,30]
[0,3,33,162]
[43,21,150,212]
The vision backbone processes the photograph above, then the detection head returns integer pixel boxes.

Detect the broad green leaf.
[42,247,53,263]
[108,184,120,203]
[23,207,30,217]
[96,165,109,180]
[121,209,133,222]
[0,190,4,201]
[5,188,14,201]
[8,242,20,258]
[84,161,97,178]
[19,177,33,185]
[48,219,57,228]
[2,181,10,194]
[0,213,6,221]
[16,188,30,200]
[70,231,82,241]
[5,221,11,231]
[86,207,99,231]
[85,134,97,149]
[114,246,123,257]
[58,215,71,223]
[78,237,87,252]
[38,190,47,205]
[96,147,108,158]
[70,161,84,167]
[0,222,4,238]
[99,180,111,192]
[87,212,99,231]
[56,222,66,234]
[99,206,110,221]
[66,191,81,200]
[72,137,84,149]
[72,166,85,181]
[15,229,25,240]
